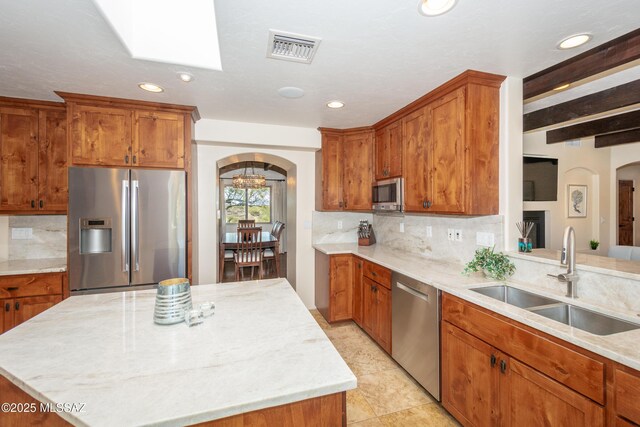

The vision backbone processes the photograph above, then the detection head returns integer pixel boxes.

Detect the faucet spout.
[556,226,578,298]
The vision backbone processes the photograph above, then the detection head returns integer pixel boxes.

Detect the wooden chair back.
[238,219,256,228]
[236,227,262,267]
[273,223,285,241]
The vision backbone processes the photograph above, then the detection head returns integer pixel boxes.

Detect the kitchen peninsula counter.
[0,279,355,426]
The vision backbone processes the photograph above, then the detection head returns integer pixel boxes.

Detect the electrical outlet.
[337,221,343,230]
[426,226,432,237]
[476,232,495,247]
[455,229,463,241]
[399,222,405,233]
[447,228,454,241]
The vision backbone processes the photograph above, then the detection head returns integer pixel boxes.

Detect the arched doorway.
[216,153,297,288]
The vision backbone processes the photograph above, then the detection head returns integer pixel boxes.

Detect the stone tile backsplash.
[6,216,66,260]
[312,211,373,244]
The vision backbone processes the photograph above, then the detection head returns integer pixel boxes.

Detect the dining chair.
[234,227,263,281]
[238,219,256,228]
[263,223,285,277]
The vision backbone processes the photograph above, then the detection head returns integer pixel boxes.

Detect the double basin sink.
[471,285,640,336]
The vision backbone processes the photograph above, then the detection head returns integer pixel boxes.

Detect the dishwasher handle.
[396,281,429,302]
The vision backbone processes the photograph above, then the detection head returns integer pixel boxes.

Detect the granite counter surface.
[0,279,356,426]
[0,258,66,276]
[314,243,640,371]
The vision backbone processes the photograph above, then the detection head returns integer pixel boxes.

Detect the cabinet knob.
[500,359,507,374]
[4,302,9,312]
[422,200,427,209]
[426,200,432,208]
[125,154,130,164]
[490,354,497,367]
[133,155,137,164]
[39,200,44,209]
[344,201,348,208]
[339,201,343,208]
[14,301,20,311]
[31,200,35,208]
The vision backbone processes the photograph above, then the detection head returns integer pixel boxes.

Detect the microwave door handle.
[122,180,129,272]
[132,180,140,272]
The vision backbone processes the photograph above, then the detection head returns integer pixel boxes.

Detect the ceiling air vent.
[267,30,321,64]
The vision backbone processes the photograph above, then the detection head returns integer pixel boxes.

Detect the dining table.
[219,231,279,281]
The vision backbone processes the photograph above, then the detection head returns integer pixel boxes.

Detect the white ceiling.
[1,0,639,129]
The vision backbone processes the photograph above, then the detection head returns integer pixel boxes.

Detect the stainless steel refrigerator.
[68,167,186,292]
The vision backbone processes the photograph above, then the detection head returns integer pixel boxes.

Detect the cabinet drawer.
[363,261,391,289]
[442,293,605,404]
[0,273,63,298]
[616,368,640,424]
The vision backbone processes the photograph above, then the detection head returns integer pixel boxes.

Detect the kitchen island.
[0,278,356,426]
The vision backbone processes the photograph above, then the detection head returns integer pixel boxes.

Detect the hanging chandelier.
[232,162,266,189]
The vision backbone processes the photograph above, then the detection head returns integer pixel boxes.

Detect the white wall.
[523,134,611,253]
[194,119,319,308]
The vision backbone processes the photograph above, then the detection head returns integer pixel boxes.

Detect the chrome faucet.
[548,226,578,298]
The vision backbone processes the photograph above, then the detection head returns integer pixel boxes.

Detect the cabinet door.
[375,121,402,180]
[441,321,500,426]
[362,277,376,336]
[321,133,343,210]
[38,109,67,212]
[352,257,364,327]
[0,107,39,211]
[504,358,604,426]
[342,131,373,211]
[429,89,465,213]
[402,106,431,212]
[1,299,14,334]
[375,284,391,354]
[134,110,185,168]
[329,255,352,322]
[70,104,132,166]
[13,295,62,328]
[375,126,388,180]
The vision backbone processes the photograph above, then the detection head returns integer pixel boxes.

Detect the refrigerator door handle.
[122,180,129,272]
[132,180,140,272]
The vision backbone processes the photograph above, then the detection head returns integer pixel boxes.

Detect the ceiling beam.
[524,80,640,131]
[546,110,640,144]
[595,128,640,148]
[523,29,640,100]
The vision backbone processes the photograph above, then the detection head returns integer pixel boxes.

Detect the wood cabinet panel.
[616,416,637,427]
[362,277,376,337]
[429,89,465,213]
[615,369,640,425]
[320,133,343,210]
[375,120,402,180]
[0,107,39,211]
[13,295,62,326]
[362,260,391,289]
[70,104,132,166]
[328,255,352,322]
[375,284,391,354]
[441,321,500,426]
[442,293,605,404]
[402,107,430,212]
[38,109,67,211]
[134,110,185,168]
[342,131,373,210]
[504,358,604,426]
[352,257,363,327]
[0,273,63,299]
[1,299,13,334]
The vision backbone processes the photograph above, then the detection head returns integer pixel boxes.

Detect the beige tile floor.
[310,310,460,427]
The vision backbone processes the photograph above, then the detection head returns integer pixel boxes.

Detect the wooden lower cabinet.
[615,368,640,425]
[362,276,391,354]
[328,255,352,322]
[352,257,364,326]
[0,273,64,334]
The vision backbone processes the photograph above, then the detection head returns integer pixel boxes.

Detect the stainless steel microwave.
[372,178,403,212]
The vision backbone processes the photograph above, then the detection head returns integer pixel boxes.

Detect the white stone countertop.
[0,258,66,276]
[0,279,356,427]
[313,243,640,371]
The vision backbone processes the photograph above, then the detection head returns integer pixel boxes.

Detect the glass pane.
[247,187,271,223]
[224,187,246,223]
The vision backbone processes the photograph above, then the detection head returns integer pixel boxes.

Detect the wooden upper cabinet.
[38,109,67,212]
[134,110,185,168]
[342,130,373,210]
[375,120,402,180]
[402,106,430,212]
[0,107,39,211]
[317,128,373,211]
[69,104,132,166]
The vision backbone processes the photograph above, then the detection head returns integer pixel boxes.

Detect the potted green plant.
[589,239,599,250]
[463,247,515,281]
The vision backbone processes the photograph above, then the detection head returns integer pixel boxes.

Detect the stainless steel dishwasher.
[391,271,440,400]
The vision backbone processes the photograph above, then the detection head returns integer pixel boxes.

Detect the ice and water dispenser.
[79,218,112,254]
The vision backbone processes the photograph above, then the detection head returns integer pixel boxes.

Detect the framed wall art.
[567,184,587,218]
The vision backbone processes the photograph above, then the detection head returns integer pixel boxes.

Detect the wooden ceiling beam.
[546,109,640,144]
[595,128,640,148]
[523,29,640,100]
[524,80,640,131]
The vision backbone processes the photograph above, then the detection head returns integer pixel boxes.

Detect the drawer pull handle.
[31,200,35,208]
[39,200,44,209]
[490,354,497,367]
[15,302,20,311]
[4,303,9,312]
[7,287,18,291]
[500,359,507,374]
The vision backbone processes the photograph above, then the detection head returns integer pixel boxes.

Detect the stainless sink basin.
[529,304,640,336]
[471,285,560,309]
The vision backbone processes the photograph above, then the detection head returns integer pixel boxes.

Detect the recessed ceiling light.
[327,100,344,109]
[177,72,194,82]
[553,83,571,91]
[278,86,305,99]
[557,34,591,49]
[418,0,458,16]
[138,82,164,93]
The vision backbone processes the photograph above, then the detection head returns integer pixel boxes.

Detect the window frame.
[224,185,272,224]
